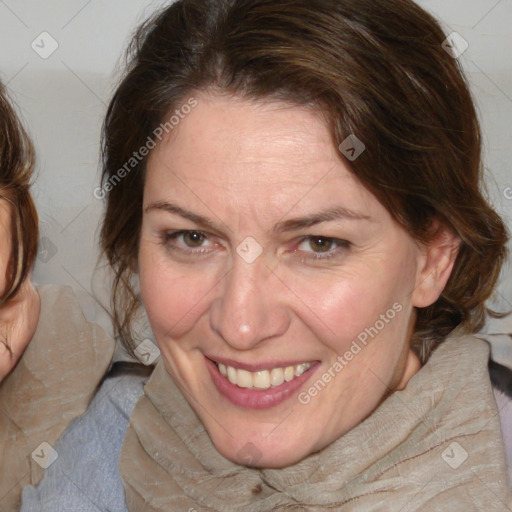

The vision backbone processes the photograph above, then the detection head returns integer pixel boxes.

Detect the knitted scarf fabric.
[120,335,512,511]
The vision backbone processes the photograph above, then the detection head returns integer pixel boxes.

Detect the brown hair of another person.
[0,81,38,304]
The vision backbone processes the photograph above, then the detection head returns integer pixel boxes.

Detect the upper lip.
[206,355,317,372]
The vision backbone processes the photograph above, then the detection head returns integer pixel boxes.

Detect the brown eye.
[295,236,350,261]
[161,230,214,255]
[182,231,206,247]
[308,237,333,253]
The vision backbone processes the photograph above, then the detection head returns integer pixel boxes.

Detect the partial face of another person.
[0,197,39,382]
[139,92,455,468]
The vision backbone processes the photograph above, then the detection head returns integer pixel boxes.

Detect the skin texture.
[138,92,459,468]
[0,198,40,382]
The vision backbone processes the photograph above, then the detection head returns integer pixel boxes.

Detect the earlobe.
[412,220,460,308]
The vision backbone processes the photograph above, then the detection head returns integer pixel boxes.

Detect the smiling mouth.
[213,361,314,391]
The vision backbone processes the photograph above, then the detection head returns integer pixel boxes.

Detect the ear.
[412,219,460,308]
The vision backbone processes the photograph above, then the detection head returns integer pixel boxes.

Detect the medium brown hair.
[101,0,508,361]
[0,81,38,303]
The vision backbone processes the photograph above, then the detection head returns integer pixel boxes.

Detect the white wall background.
[0,0,511,337]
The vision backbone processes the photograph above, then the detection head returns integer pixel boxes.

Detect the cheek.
[286,254,416,354]
[139,243,217,339]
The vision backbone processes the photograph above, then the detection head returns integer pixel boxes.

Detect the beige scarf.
[120,334,512,511]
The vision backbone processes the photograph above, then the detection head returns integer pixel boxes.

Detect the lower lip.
[205,358,318,410]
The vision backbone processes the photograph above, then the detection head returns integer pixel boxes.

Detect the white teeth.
[237,369,253,388]
[216,361,312,390]
[270,368,285,386]
[227,366,237,385]
[284,366,294,382]
[295,363,308,377]
[253,370,271,390]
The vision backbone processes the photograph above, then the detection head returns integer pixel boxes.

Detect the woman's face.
[139,92,431,468]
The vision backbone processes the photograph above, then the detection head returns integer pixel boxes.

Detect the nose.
[209,256,290,351]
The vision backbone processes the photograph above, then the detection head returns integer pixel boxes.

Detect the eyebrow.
[273,207,373,233]
[145,201,220,231]
[145,201,373,233]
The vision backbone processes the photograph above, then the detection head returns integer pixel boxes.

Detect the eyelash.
[296,236,351,261]
[160,230,351,261]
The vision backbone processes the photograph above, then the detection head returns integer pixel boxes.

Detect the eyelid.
[164,229,212,246]
[160,230,350,262]
[160,229,219,256]
[294,235,351,260]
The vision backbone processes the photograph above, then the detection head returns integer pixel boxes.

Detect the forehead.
[154,93,335,166]
[144,92,383,222]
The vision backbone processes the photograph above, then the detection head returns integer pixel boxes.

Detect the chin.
[205,423,319,469]
[223,441,307,469]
